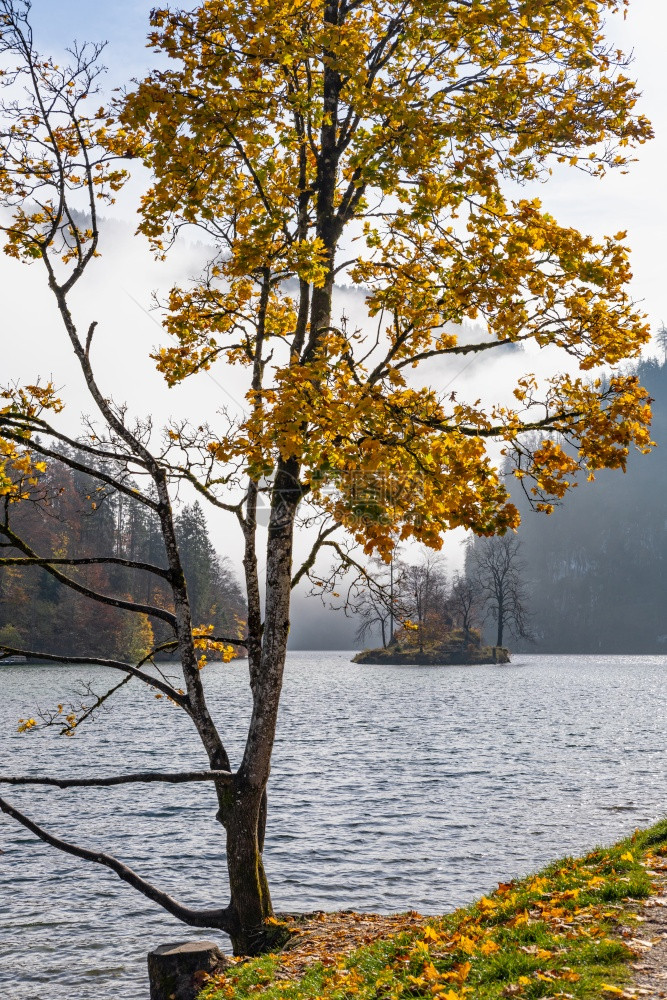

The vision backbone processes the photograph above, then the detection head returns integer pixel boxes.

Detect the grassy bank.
[199,820,667,1000]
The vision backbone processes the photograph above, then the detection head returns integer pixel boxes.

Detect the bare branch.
[0,556,170,578]
[368,333,533,383]
[57,673,133,735]
[0,423,157,509]
[0,524,177,627]
[0,795,234,930]
[412,410,586,439]
[0,770,233,789]
[1,410,148,467]
[160,462,243,514]
[85,320,97,357]
[291,522,340,589]
[0,646,187,705]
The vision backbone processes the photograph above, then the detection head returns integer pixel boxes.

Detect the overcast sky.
[19,0,667,326]
[3,1,666,647]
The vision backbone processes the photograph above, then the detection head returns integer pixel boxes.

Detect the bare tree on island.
[0,0,655,960]
[468,536,533,649]
[401,554,448,652]
[350,551,448,650]
[448,573,484,643]
[350,555,406,649]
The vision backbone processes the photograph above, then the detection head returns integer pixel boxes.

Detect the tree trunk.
[222,464,300,956]
[221,782,285,956]
[496,584,505,647]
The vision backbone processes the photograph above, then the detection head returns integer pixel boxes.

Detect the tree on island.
[448,573,484,643]
[401,554,449,652]
[350,555,404,648]
[350,550,449,650]
[0,0,655,958]
[349,549,490,652]
[468,535,533,648]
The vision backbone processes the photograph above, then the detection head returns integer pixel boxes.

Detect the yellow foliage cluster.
[114,0,655,554]
[1,0,654,560]
[192,624,236,670]
[0,91,128,263]
[16,717,37,733]
[0,384,62,500]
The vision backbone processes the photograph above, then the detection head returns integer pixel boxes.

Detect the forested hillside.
[0,453,245,660]
[511,356,667,652]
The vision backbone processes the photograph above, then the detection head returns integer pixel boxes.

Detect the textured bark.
[222,782,282,955]
[241,462,299,789]
[222,460,301,953]
[154,468,231,778]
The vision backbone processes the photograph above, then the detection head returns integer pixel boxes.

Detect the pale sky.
[2,1,667,643]
[19,0,667,327]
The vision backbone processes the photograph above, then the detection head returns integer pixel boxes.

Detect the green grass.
[199,820,667,1000]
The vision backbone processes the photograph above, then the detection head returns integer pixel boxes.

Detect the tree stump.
[147,940,227,1000]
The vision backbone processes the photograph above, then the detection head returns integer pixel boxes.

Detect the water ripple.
[0,652,665,999]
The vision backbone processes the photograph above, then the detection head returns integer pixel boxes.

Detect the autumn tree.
[0,0,655,958]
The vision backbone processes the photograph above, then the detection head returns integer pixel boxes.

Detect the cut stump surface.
[148,940,227,1000]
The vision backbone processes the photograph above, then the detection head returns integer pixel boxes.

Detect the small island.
[353,627,510,666]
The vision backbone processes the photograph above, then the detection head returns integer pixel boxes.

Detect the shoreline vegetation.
[198,820,667,1000]
[353,629,510,665]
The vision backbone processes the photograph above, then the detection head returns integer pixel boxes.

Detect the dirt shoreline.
[630,865,667,999]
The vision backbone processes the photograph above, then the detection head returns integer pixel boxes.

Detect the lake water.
[0,652,665,999]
